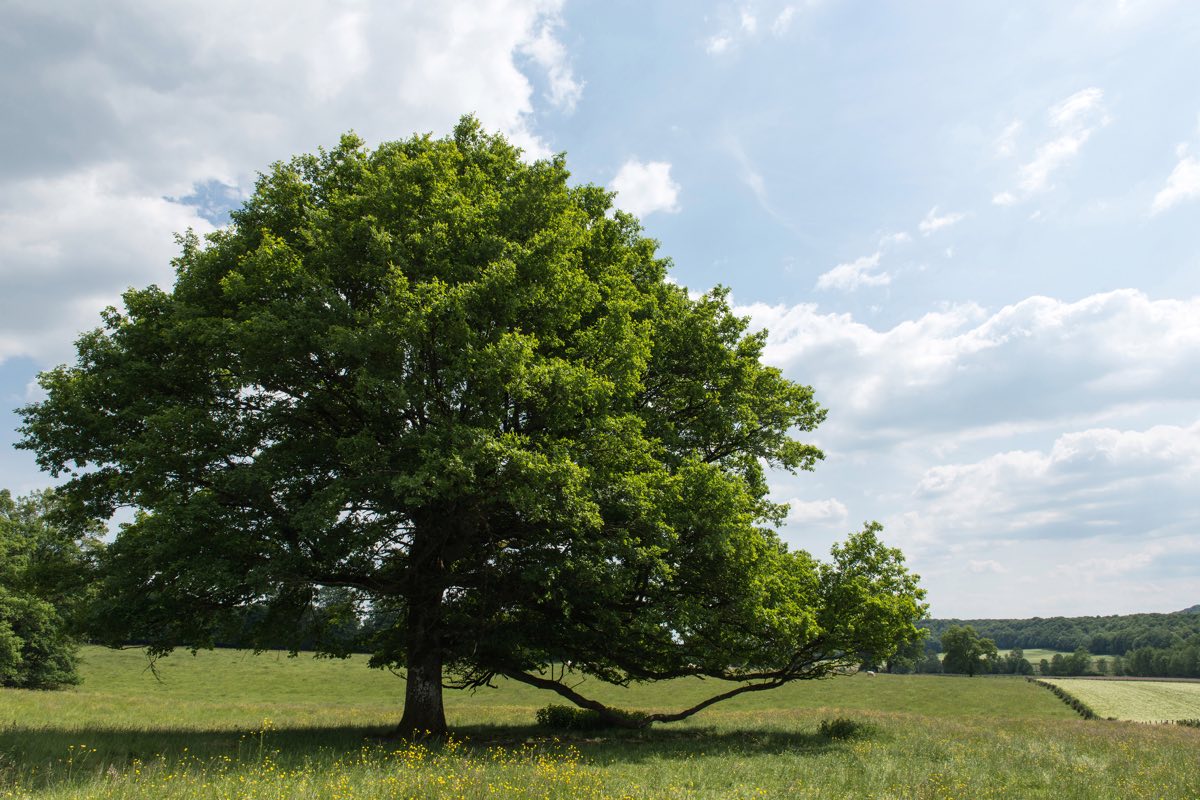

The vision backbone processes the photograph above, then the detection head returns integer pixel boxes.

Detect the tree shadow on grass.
[455,722,840,764]
[1,720,842,783]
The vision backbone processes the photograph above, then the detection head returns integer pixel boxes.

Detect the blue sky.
[2,0,1198,617]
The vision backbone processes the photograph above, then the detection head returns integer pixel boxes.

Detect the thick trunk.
[396,646,447,737]
[395,531,448,738]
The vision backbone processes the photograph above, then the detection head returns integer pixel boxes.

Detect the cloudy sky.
[2,0,1198,618]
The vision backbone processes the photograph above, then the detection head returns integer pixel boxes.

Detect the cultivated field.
[1,647,1198,799]
[1041,678,1200,722]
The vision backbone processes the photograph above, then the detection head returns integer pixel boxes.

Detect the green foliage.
[17,118,924,730]
[940,625,998,677]
[535,703,648,730]
[0,489,102,688]
[817,717,872,739]
[1042,647,1096,677]
[995,647,1034,675]
[922,609,1200,655]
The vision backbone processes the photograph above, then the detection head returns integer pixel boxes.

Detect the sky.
[2,0,1198,618]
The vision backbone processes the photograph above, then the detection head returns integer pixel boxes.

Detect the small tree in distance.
[19,118,926,736]
[940,625,997,677]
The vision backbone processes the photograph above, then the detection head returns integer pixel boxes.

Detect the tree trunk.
[396,645,446,737]
[395,532,448,738]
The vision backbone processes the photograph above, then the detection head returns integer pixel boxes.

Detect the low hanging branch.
[503,668,795,728]
[499,641,859,730]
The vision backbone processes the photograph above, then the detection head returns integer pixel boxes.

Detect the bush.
[0,588,80,689]
[818,717,872,739]
[0,488,100,689]
[535,704,648,730]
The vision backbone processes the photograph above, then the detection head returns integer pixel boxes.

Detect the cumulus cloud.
[814,252,889,291]
[739,289,1200,444]
[909,421,1200,540]
[0,0,579,367]
[745,287,1200,614]
[918,206,966,235]
[519,15,585,111]
[1151,151,1200,214]
[994,87,1109,204]
[784,497,849,525]
[609,159,682,217]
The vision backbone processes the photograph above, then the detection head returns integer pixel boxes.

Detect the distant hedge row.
[1027,678,1102,720]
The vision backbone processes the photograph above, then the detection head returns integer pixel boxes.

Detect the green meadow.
[1,646,1198,799]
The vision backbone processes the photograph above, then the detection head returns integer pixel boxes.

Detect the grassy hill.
[1,646,1198,798]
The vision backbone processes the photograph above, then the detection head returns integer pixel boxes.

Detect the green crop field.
[1041,678,1200,722]
[1,647,1198,799]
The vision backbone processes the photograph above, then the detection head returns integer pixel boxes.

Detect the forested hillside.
[921,609,1200,655]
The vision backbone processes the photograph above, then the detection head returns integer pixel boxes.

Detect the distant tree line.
[913,614,1200,679]
[921,612,1200,655]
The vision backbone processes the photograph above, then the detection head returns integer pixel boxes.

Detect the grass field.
[1041,678,1200,722]
[0,647,1197,799]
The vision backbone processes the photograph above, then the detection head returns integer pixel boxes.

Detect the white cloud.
[995,87,1109,203]
[879,231,911,247]
[968,559,1008,574]
[609,159,682,217]
[785,497,849,525]
[918,206,966,235]
[0,0,579,367]
[995,120,1022,158]
[705,34,733,55]
[907,421,1200,543]
[1048,87,1104,128]
[771,6,797,35]
[519,15,584,111]
[1018,129,1095,193]
[1151,154,1200,214]
[739,289,1200,442]
[814,252,889,291]
[704,1,812,54]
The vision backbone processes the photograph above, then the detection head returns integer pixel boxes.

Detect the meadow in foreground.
[1,647,1198,799]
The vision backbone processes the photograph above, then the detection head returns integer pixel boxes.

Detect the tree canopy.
[940,625,997,677]
[19,118,925,734]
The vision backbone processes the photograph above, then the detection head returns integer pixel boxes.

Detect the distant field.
[1001,648,1069,662]
[1,646,1198,798]
[999,648,1114,666]
[1042,678,1200,722]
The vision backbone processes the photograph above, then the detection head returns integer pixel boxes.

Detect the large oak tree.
[19,118,925,735]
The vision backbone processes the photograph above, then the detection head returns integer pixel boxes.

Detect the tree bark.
[396,644,447,737]
[394,533,448,738]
